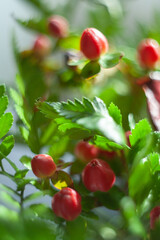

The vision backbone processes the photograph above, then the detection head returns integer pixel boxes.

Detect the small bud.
[52,187,81,221]
[33,35,51,57]
[80,28,108,60]
[75,141,99,163]
[82,158,116,192]
[48,15,69,38]
[137,39,160,69]
[31,154,56,178]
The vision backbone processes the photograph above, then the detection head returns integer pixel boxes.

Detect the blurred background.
[1,0,160,85]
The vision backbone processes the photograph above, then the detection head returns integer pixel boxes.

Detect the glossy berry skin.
[80,28,108,60]
[82,159,116,192]
[33,35,51,57]
[150,206,160,229]
[52,187,81,221]
[98,149,116,159]
[75,141,99,163]
[31,154,56,178]
[48,15,69,38]
[125,131,132,147]
[137,39,160,69]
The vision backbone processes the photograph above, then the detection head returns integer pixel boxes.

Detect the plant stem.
[0,151,18,172]
[20,188,24,214]
[0,162,4,171]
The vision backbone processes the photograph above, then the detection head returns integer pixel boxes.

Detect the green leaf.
[130,119,152,147]
[0,191,20,209]
[19,0,52,15]
[94,186,125,210]
[120,197,146,238]
[20,156,32,170]
[15,105,30,129]
[40,121,57,146]
[68,59,88,66]
[10,88,23,106]
[99,52,123,68]
[15,178,33,191]
[29,204,57,222]
[81,211,99,220]
[108,102,122,125]
[92,135,123,151]
[58,120,92,140]
[24,191,43,203]
[59,35,80,50]
[81,61,100,79]
[15,17,48,34]
[16,74,25,96]
[0,135,15,161]
[128,113,135,130]
[129,160,152,205]
[65,217,87,240]
[40,97,125,145]
[0,183,17,195]
[0,113,13,139]
[37,101,57,119]
[94,0,123,19]
[49,136,69,160]
[19,126,29,143]
[147,152,160,174]
[0,85,5,97]
[0,96,8,117]
[70,160,85,174]
[12,34,18,64]
[51,170,73,190]
[14,169,29,179]
[28,121,41,154]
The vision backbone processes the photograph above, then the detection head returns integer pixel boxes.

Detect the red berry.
[125,131,131,147]
[137,39,160,69]
[80,28,108,60]
[31,154,56,178]
[75,141,99,163]
[82,158,116,192]
[98,149,116,159]
[48,15,69,38]
[52,187,81,221]
[33,35,51,57]
[150,206,160,229]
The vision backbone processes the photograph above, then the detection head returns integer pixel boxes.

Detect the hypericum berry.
[98,149,116,159]
[31,154,56,178]
[150,206,160,229]
[80,28,108,60]
[82,159,116,192]
[51,187,81,221]
[48,15,69,38]
[33,35,51,57]
[125,131,131,147]
[75,141,99,163]
[137,39,160,69]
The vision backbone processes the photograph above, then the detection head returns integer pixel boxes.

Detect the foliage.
[2,0,160,239]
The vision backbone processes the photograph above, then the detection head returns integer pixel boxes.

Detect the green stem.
[20,188,25,214]
[0,151,18,172]
[0,162,4,171]
[0,170,14,178]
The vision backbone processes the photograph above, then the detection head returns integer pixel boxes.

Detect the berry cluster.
[32,15,109,63]
[31,141,117,221]
[31,129,133,221]
[32,15,69,58]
